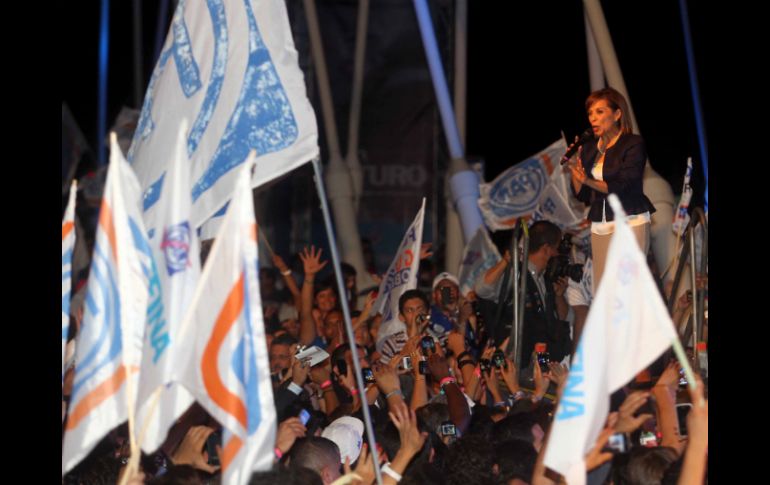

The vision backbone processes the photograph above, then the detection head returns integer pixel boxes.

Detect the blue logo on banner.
[161,222,192,276]
[489,158,547,216]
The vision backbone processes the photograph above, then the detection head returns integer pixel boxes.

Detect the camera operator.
[474,220,573,370]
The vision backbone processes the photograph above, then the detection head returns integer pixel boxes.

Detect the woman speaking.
[565,87,655,291]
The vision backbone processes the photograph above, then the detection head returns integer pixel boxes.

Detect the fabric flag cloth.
[62,136,151,475]
[543,194,678,485]
[373,199,426,348]
[533,139,590,231]
[456,226,501,297]
[672,157,693,237]
[176,155,276,485]
[62,180,78,383]
[135,122,201,453]
[127,0,319,230]
[478,139,567,231]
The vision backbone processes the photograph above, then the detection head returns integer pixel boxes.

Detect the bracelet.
[493,401,507,408]
[510,390,526,401]
[381,463,402,482]
[274,447,283,459]
[281,269,292,276]
[458,359,476,369]
[439,377,457,388]
[385,389,403,400]
[303,279,314,285]
[457,351,472,362]
[320,379,333,390]
[349,387,360,396]
[531,394,543,403]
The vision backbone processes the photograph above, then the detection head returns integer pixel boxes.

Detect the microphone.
[560,128,595,165]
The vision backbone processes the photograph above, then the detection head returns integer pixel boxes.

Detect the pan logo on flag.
[161,222,192,275]
[488,159,548,216]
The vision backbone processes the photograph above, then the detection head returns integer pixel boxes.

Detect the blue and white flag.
[62,180,77,383]
[457,226,500,297]
[128,0,319,230]
[62,136,150,474]
[478,139,567,231]
[177,155,276,484]
[135,122,201,453]
[374,199,426,345]
[543,195,677,485]
[533,139,590,230]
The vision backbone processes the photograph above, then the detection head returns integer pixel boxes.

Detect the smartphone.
[420,336,436,356]
[336,359,348,377]
[639,430,658,447]
[492,350,507,369]
[299,409,311,426]
[606,433,628,453]
[678,367,688,387]
[479,358,492,374]
[418,360,429,375]
[536,352,550,372]
[206,429,222,467]
[440,286,454,306]
[362,367,376,384]
[676,403,692,437]
[440,421,456,436]
[401,356,413,371]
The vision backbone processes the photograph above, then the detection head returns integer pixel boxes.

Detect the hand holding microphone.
[560,128,594,165]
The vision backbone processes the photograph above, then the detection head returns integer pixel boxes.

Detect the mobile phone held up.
[676,403,692,437]
[206,429,222,467]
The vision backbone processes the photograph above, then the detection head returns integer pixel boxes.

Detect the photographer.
[475,221,573,370]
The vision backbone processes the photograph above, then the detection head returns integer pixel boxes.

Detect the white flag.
[374,199,426,345]
[457,226,500,297]
[478,139,565,231]
[543,194,678,485]
[128,0,319,230]
[177,156,276,484]
[533,139,590,229]
[135,122,201,453]
[62,136,150,474]
[62,181,77,383]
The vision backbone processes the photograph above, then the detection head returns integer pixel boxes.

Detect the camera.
[606,433,628,453]
[416,312,431,331]
[544,234,584,284]
[479,358,492,374]
[440,421,457,436]
[492,350,507,369]
[362,367,376,384]
[534,343,550,372]
[418,359,429,375]
[401,356,413,371]
[420,336,436,356]
[678,367,688,387]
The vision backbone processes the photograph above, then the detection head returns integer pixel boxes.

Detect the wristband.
[349,387,360,396]
[385,389,403,400]
[458,359,476,369]
[381,463,402,482]
[274,447,283,459]
[320,379,333,390]
[439,377,457,388]
[281,269,292,276]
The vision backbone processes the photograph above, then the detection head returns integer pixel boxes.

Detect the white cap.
[432,272,459,291]
[321,416,364,464]
[278,303,298,322]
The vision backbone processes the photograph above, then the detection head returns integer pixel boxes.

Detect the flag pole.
[311,157,384,485]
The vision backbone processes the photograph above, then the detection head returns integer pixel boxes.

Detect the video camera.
[544,234,584,284]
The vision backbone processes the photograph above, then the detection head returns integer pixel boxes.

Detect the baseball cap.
[432,272,459,291]
[321,416,364,464]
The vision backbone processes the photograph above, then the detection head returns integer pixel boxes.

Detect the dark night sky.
[62,0,709,206]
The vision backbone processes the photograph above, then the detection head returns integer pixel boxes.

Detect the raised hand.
[300,245,328,276]
[614,391,653,433]
[276,417,307,454]
[170,425,221,474]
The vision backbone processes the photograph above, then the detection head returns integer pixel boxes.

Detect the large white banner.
[543,195,678,485]
[128,0,319,231]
